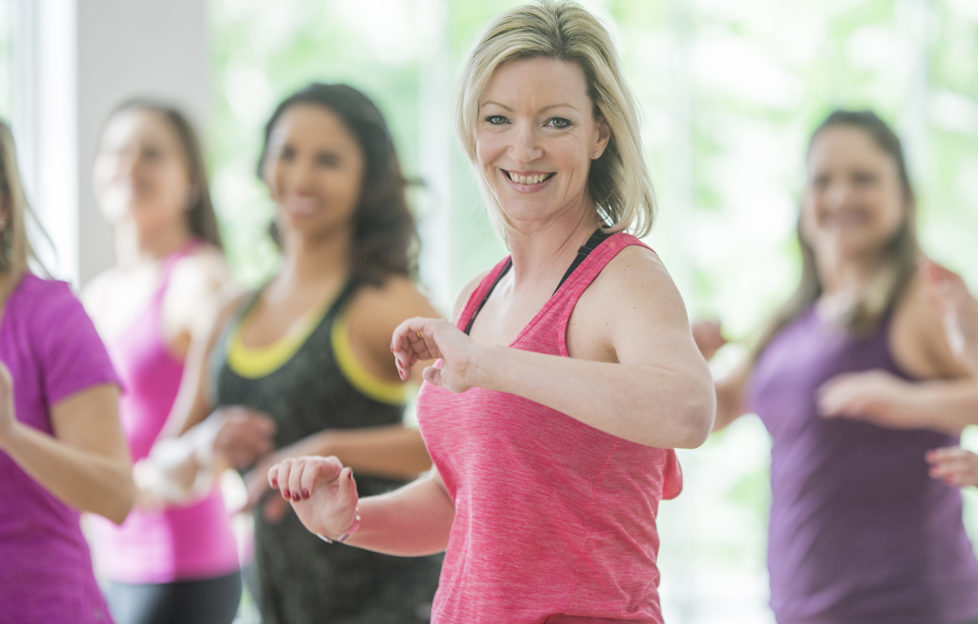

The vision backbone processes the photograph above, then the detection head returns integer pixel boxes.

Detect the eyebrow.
[479,100,581,114]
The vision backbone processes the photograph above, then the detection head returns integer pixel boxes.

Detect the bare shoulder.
[349,275,442,323]
[80,267,118,308]
[587,244,684,317]
[892,270,968,378]
[451,270,491,321]
[170,245,231,293]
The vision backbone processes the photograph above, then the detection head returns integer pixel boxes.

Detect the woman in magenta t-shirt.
[266,3,715,623]
[0,120,134,623]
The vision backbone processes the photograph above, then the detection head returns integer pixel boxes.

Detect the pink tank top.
[91,242,240,583]
[417,232,682,624]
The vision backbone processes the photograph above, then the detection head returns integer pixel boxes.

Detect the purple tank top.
[90,243,240,583]
[748,306,978,623]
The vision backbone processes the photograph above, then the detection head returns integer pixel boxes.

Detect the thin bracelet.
[316,509,361,544]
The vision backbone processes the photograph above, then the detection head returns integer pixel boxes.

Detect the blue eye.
[546,117,572,129]
[483,115,508,125]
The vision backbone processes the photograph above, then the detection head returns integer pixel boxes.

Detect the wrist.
[467,343,503,391]
[316,507,361,544]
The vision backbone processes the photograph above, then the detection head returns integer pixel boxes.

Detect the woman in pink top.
[267,2,715,623]
[0,120,134,623]
[83,100,249,624]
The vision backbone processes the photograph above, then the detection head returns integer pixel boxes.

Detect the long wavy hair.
[753,109,920,357]
[0,120,48,278]
[257,83,417,285]
[100,98,224,250]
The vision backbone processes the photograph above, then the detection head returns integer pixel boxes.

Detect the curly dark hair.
[257,83,417,285]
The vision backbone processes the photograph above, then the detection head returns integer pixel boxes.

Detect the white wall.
[13,0,209,285]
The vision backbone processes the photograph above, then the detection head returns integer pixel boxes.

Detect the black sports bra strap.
[463,229,611,335]
[553,228,611,295]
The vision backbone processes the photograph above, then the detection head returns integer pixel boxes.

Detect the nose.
[509,123,542,165]
[113,149,138,179]
[823,180,853,208]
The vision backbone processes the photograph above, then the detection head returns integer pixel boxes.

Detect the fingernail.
[271,478,278,487]
[283,490,291,500]
[302,489,310,499]
[292,491,301,500]
[348,472,354,481]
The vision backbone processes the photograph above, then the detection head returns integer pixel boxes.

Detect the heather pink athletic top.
[417,232,683,624]
[90,244,240,583]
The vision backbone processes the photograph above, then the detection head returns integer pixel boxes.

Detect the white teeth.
[509,172,549,185]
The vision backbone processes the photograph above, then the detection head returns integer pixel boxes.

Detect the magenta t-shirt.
[417,234,683,624]
[0,273,120,623]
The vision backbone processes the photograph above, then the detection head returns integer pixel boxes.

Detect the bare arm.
[713,360,752,431]
[0,370,134,524]
[393,248,715,448]
[267,456,455,556]
[819,273,978,434]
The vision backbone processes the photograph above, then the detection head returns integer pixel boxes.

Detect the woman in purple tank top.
[83,100,247,624]
[697,110,978,623]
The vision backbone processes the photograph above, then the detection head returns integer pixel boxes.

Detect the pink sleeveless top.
[90,243,240,583]
[417,232,683,624]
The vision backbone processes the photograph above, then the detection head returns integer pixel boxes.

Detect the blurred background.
[2,0,977,622]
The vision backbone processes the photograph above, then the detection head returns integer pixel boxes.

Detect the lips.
[283,196,320,216]
[501,169,556,191]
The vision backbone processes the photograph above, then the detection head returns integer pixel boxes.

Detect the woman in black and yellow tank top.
[171,83,442,623]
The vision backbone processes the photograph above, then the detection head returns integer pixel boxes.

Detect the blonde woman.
[268,3,713,623]
[0,120,134,622]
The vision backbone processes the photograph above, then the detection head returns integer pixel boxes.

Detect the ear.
[592,116,611,159]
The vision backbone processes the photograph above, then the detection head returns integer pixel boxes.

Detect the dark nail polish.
[302,489,310,499]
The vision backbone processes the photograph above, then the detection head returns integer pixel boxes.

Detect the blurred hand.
[817,369,920,429]
[927,446,978,488]
[267,455,359,539]
[391,317,483,393]
[691,319,727,361]
[242,455,290,523]
[206,406,276,469]
[923,259,978,374]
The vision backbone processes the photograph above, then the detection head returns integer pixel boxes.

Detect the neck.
[277,226,353,290]
[816,248,885,298]
[115,222,194,269]
[505,206,600,286]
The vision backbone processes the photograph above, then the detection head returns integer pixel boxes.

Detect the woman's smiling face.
[475,56,610,230]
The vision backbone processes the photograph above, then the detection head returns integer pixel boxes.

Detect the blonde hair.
[455,0,656,237]
[0,120,45,278]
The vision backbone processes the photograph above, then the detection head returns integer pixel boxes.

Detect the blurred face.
[262,104,364,240]
[475,57,610,229]
[93,108,195,235]
[802,125,907,260]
